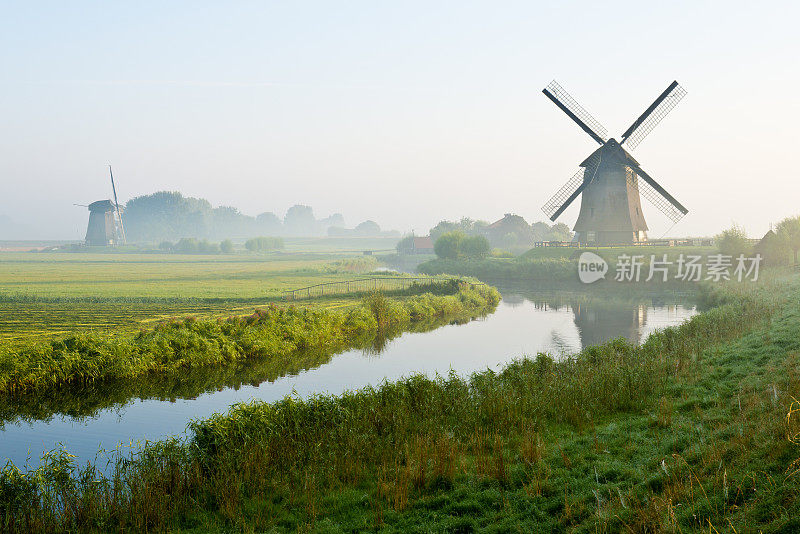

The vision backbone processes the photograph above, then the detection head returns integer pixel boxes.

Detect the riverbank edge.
[0,280,500,397]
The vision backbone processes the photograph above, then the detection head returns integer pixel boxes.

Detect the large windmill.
[541,80,688,244]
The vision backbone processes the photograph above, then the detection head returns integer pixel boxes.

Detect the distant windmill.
[541,80,688,244]
[81,166,126,246]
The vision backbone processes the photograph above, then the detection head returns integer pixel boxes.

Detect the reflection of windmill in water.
[541,80,689,244]
[571,302,648,348]
[79,166,127,246]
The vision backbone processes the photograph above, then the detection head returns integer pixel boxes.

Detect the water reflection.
[0,287,696,468]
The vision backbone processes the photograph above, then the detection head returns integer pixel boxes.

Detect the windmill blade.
[627,164,688,224]
[542,154,602,221]
[543,80,608,146]
[620,81,686,150]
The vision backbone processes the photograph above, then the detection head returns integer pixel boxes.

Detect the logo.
[578,252,608,284]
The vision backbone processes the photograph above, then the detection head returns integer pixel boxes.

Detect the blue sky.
[1,1,798,238]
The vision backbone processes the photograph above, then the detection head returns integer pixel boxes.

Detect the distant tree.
[319,213,345,233]
[396,235,415,253]
[716,223,752,258]
[429,217,489,241]
[158,241,173,251]
[124,191,213,242]
[550,223,572,242]
[197,239,220,254]
[500,232,518,249]
[434,231,465,260]
[256,212,282,234]
[776,216,800,264]
[245,236,285,251]
[174,237,199,254]
[461,235,491,259]
[220,239,234,254]
[211,206,253,239]
[430,221,460,241]
[354,220,381,236]
[284,205,317,236]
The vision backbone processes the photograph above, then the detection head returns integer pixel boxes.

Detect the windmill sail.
[626,164,688,224]
[108,165,126,245]
[541,153,602,221]
[543,80,608,145]
[620,81,686,150]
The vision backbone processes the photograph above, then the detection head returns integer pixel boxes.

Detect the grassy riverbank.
[0,280,499,397]
[418,245,717,283]
[3,272,799,532]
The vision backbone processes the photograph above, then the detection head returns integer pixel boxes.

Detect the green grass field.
[0,251,391,341]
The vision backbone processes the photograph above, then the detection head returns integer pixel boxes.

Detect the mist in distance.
[1,1,798,241]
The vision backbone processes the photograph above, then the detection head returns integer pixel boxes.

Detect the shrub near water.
[0,281,499,396]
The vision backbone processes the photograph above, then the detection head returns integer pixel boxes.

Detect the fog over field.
[1,1,798,239]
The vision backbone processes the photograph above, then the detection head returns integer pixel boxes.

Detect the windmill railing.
[282,276,480,301]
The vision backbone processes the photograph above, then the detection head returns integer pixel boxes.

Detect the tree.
[124,191,213,242]
[245,236,284,251]
[256,212,282,234]
[396,235,414,253]
[174,238,199,254]
[550,223,572,242]
[220,239,234,253]
[716,223,751,258]
[197,239,220,254]
[500,232,518,249]
[486,214,533,247]
[284,205,316,236]
[776,216,800,264]
[460,235,491,259]
[354,220,381,236]
[434,231,465,260]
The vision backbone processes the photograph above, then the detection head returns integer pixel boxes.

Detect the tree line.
[122,191,394,242]
[718,215,800,265]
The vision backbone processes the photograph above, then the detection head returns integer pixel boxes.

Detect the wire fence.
[282,276,468,301]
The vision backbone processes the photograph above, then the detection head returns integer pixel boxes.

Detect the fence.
[533,239,716,248]
[282,276,463,301]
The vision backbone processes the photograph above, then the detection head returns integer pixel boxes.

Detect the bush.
[434,232,493,260]
[716,223,751,258]
[434,231,465,260]
[460,235,491,259]
[245,236,285,252]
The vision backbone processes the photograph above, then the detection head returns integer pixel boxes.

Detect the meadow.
[0,251,390,341]
[2,268,799,531]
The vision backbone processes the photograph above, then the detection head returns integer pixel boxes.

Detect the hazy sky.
[1,1,798,239]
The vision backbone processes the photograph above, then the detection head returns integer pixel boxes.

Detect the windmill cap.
[88,199,116,212]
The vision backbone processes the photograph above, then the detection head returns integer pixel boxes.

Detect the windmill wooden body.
[85,200,118,245]
[82,166,127,246]
[541,80,688,244]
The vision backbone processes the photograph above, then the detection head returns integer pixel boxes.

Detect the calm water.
[0,289,696,468]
